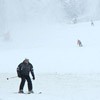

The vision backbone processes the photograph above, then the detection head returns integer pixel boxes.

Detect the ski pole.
[7,76,18,80]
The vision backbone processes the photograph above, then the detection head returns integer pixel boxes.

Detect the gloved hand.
[32,77,35,80]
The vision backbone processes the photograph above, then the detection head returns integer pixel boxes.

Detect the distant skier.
[17,58,35,94]
[77,39,83,47]
[91,20,94,26]
[72,18,77,24]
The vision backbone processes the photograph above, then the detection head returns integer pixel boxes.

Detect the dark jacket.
[17,62,35,79]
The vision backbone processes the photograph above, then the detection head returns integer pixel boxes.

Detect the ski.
[14,91,42,94]
[27,91,42,94]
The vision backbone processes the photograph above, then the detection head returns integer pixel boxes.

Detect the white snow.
[0,21,100,74]
[0,0,100,100]
[0,73,100,100]
[0,21,100,100]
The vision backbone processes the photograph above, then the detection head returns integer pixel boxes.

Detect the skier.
[91,20,94,26]
[77,39,83,47]
[17,58,35,94]
[72,18,77,24]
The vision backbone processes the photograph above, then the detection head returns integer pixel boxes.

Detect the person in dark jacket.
[17,58,35,93]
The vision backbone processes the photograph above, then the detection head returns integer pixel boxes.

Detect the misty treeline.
[0,0,100,39]
[62,0,87,20]
[0,0,100,24]
[64,0,100,20]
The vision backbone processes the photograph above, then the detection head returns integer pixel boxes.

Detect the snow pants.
[19,75,33,91]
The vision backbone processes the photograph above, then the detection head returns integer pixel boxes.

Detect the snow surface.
[0,21,100,74]
[0,73,100,100]
[0,21,100,100]
[0,0,100,99]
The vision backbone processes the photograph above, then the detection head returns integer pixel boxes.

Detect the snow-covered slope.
[0,21,100,74]
[0,1,100,100]
[0,73,100,100]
